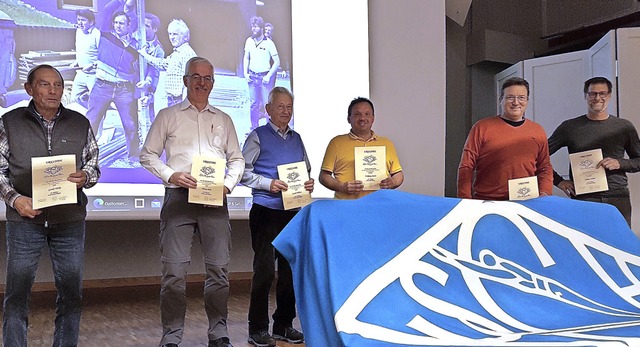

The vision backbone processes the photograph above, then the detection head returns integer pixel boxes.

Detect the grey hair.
[168,19,190,41]
[268,86,293,104]
[184,56,214,76]
[26,64,63,85]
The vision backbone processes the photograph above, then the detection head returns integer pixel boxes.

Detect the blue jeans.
[248,71,270,130]
[3,220,86,347]
[69,70,96,109]
[87,78,140,158]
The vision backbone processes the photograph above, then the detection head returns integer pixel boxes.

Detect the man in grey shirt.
[548,76,640,226]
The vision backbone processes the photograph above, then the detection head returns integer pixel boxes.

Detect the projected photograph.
[0,0,292,184]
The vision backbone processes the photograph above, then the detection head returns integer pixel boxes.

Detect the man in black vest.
[0,65,100,346]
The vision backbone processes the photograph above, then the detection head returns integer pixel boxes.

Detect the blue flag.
[273,190,640,347]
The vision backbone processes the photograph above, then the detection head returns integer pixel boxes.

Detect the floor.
[0,280,304,347]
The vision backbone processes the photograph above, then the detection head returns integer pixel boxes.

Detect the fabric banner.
[273,190,640,347]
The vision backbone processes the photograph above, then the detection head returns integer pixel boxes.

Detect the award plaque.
[355,146,386,191]
[569,149,608,195]
[189,155,226,206]
[277,161,312,210]
[31,154,77,209]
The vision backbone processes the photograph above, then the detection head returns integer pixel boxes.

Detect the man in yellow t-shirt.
[319,97,404,199]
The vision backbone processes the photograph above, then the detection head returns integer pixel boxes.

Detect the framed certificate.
[31,154,77,209]
[569,149,608,195]
[354,146,386,191]
[508,176,539,201]
[189,155,226,206]
[277,161,312,210]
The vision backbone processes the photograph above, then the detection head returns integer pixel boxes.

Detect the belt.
[249,70,268,76]
[99,78,132,88]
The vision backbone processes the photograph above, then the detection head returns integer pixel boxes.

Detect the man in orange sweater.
[457,77,553,200]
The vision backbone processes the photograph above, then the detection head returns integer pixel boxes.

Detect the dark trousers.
[575,196,632,226]
[248,203,297,333]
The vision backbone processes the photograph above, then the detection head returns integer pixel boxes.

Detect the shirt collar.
[349,130,377,142]
[28,100,61,122]
[180,99,217,114]
[174,43,190,52]
[148,36,161,47]
[34,108,61,123]
[268,120,291,135]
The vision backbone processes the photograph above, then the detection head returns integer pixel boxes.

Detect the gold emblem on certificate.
[31,154,77,209]
[569,149,608,195]
[508,176,539,200]
[189,155,226,206]
[354,146,386,191]
[277,161,311,210]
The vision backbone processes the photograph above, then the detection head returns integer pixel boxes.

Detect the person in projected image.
[241,87,311,347]
[548,76,640,226]
[140,57,244,347]
[86,11,141,164]
[136,12,164,124]
[244,16,280,131]
[69,9,100,109]
[139,19,197,108]
[263,22,277,92]
[0,64,100,347]
[98,0,135,32]
[264,22,273,40]
[319,97,404,199]
[457,77,553,200]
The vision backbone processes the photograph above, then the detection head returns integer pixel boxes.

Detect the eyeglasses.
[586,91,609,99]
[185,74,214,83]
[276,104,293,112]
[504,95,528,103]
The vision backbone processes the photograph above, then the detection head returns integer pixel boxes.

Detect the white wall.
[292,0,370,199]
[616,27,640,234]
[369,0,446,196]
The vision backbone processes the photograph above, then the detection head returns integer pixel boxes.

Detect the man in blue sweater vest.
[241,87,313,346]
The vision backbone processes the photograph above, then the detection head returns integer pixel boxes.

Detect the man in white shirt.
[244,16,279,130]
[69,9,100,108]
[140,57,243,347]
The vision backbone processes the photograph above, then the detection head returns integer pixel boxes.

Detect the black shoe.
[273,326,304,344]
[208,337,233,347]
[248,330,276,347]
[162,344,178,347]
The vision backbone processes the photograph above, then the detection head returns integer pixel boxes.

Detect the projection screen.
[0,0,369,219]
